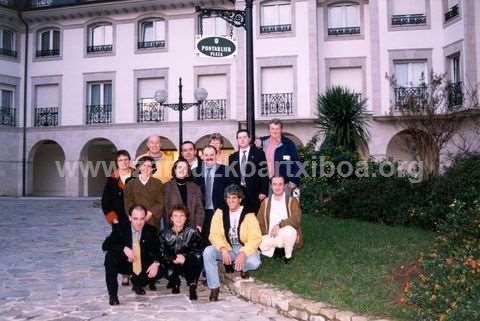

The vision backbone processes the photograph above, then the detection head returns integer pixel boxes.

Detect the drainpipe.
[18,8,28,197]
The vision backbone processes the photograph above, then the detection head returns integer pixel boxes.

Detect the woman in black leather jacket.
[159,205,204,300]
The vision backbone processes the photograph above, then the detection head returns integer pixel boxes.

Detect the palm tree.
[315,86,371,153]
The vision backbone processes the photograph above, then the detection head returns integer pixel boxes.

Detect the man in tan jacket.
[136,135,173,183]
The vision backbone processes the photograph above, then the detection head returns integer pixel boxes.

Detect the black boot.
[132,286,146,295]
[172,283,180,294]
[109,295,120,305]
[189,284,198,300]
[209,287,219,302]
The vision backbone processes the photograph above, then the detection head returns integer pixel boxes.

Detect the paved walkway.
[0,198,293,321]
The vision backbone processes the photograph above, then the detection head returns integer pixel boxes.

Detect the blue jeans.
[203,245,261,289]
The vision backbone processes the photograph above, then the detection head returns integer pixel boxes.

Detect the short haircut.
[129,204,147,216]
[171,158,192,179]
[136,156,157,171]
[203,144,217,155]
[181,141,196,150]
[270,175,285,183]
[236,129,250,138]
[269,118,283,129]
[115,150,131,166]
[224,184,245,200]
[169,205,190,224]
[209,133,224,145]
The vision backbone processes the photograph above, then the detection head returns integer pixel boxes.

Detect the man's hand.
[146,262,159,278]
[270,225,280,238]
[112,219,119,224]
[123,246,134,262]
[173,254,186,265]
[196,225,202,233]
[235,252,246,272]
[255,138,262,148]
[146,211,153,221]
[221,248,231,265]
[258,194,267,201]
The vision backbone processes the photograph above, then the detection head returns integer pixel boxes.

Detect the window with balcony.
[260,1,292,34]
[261,66,294,116]
[36,29,60,57]
[34,84,59,127]
[393,61,427,108]
[447,54,463,107]
[327,2,360,36]
[391,0,427,26]
[87,23,113,53]
[87,82,112,124]
[0,28,16,58]
[1,87,15,127]
[445,0,460,23]
[137,78,166,122]
[138,19,166,49]
[197,74,227,120]
[200,16,228,37]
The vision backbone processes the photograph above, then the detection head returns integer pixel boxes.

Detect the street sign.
[196,36,237,58]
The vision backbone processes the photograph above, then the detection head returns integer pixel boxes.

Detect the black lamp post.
[196,0,256,139]
[155,77,208,150]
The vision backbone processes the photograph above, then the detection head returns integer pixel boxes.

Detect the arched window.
[138,18,166,49]
[36,28,60,57]
[0,27,16,58]
[87,23,113,53]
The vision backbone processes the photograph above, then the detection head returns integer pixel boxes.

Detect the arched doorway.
[79,138,117,197]
[195,134,235,165]
[28,140,66,196]
[386,130,422,173]
[283,132,304,149]
[136,136,177,183]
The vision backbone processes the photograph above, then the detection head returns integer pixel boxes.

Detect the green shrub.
[406,201,480,321]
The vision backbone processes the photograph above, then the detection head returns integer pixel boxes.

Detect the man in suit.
[102,205,162,305]
[229,129,269,213]
[180,140,202,170]
[193,145,233,241]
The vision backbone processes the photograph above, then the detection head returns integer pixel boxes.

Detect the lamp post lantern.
[155,77,208,150]
[196,0,256,139]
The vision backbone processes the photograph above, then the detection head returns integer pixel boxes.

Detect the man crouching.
[102,205,162,305]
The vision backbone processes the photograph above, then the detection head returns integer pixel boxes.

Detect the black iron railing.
[260,24,292,33]
[137,101,166,122]
[197,99,227,120]
[34,107,59,127]
[0,107,16,127]
[87,44,113,53]
[447,82,463,107]
[392,14,427,26]
[445,4,459,22]
[86,104,112,124]
[36,49,60,57]
[0,48,17,58]
[260,93,293,116]
[328,26,360,36]
[394,86,427,108]
[138,40,166,49]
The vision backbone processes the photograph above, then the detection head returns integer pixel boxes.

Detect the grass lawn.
[251,215,435,321]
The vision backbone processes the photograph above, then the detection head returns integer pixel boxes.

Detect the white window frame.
[0,87,14,109]
[328,2,361,29]
[260,1,292,27]
[394,61,428,87]
[37,29,60,51]
[139,19,166,43]
[201,16,228,37]
[0,27,15,51]
[88,82,112,106]
[88,23,113,47]
[450,54,461,83]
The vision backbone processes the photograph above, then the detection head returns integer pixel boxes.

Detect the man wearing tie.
[102,205,162,305]
[193,145,233,241]
[229,129,269,213]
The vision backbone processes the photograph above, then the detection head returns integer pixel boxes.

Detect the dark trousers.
[165,256,203,286]
[202,209,215,243]
[241,186,261,214]
[104,251,156,297]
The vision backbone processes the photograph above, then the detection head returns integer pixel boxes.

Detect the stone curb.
[222,273,394,321]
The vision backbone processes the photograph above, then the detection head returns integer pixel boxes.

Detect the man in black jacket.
[102,205,162,305]
[229,129,269,213]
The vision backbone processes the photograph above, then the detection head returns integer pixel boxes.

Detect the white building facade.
[0,0,478,196]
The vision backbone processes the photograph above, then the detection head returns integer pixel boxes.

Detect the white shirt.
[139,176,150,186]
[120,173,131,184]
[229,206,243,246]
[190,158,199,170]
[269,193,288,234]
[239,146,251,163]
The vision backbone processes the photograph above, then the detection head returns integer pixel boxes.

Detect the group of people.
[101,118,303,305]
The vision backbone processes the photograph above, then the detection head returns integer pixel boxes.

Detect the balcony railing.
[445,4,459,22]
[36,49,60,57]
[328,26,360,36]
[137,101,166,122]
[394,86,427,109]
[197,99,227,120]
[260,93,293,116]
[34,107,59,127]
[138,40,166,49]
[87,44,113,53]
[27,0,81,9]
[0,107,16,127]
[447,82,463,108]
[392,14,427,26]
[260,24,292,33]
[0,48,17,58]
[86,104,112,125]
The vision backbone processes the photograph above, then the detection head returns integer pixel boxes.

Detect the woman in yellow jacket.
[203,184,262,302]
